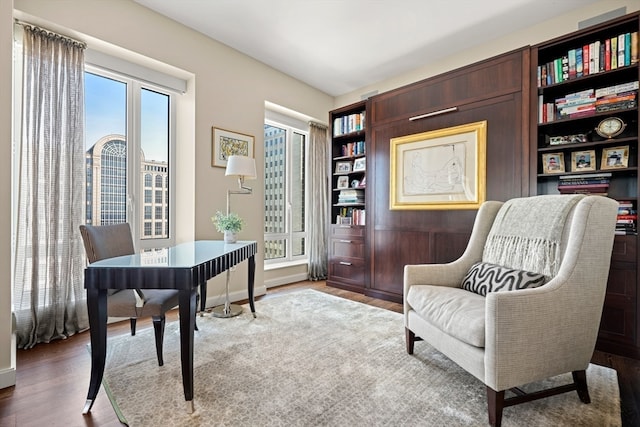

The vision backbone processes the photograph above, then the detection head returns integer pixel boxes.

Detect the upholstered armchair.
[404,195,618,427]
[79,223,179,366]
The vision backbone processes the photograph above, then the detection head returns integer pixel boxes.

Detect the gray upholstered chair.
[79,223,179,366]
[403,194,618,427]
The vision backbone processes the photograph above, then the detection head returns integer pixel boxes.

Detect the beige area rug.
[99,289,620,426]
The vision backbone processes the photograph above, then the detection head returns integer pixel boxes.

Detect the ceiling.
[134,0,601,97]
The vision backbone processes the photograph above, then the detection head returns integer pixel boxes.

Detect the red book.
[583,44,590,75]
[605,38,611,70]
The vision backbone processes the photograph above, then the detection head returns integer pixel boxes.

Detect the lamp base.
[211,303,243,318]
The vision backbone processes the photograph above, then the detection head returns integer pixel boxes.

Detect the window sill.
[264,258,308,271]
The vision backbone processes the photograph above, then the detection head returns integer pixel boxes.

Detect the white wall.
[335,0,640,107]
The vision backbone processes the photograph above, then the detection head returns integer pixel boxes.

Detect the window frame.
[84,64,177,249]
[264,118,309,266]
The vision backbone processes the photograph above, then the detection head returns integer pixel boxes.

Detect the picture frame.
[571,150,596,172]
[338,216,353,225]
[211,127,255,168]
[601,146,629,170]
[335,161,352,174]
[336,176,350,189]
[389,121,487,210]
[542,152,565,174]
[353,157,366,171]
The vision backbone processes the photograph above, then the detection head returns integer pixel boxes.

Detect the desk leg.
[83,288,107,414]
[178,287,197,413]
[248,254,256,317]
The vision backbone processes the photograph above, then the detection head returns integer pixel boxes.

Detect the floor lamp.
[211,155,257,318]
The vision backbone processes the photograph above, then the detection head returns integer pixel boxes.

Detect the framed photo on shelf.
[338,216,352,225]
[541,152,565,174]
[353,157,366,171]
[571,150,596,172]
[335,161,352,174]
[601,146,629,170]
[211,127,254,168]
[336,176,350,189]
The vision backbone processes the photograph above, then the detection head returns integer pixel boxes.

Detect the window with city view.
[85,69,173,245]
[264,121,307,263]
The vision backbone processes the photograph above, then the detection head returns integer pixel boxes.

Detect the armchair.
[79,223,179,366]
[404,195,618,427]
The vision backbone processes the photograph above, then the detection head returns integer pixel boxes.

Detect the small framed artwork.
[337,176,350,189]
[211,127,255,168]
[571,150,596,172]
[339,216,353,225]
[353,157,366,171]
[601,146,629,170]
[335,161,352,174]
[542,152,565,174]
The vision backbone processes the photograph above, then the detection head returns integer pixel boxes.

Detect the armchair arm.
[484,277,602,391]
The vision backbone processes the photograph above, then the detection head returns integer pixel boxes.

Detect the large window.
[264,121,307,264]
[85,67,174,248]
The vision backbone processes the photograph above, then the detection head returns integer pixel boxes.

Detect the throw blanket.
[483,195,584,277]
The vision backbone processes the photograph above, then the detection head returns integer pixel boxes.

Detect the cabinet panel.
[330,238,364,260]
[599,262,637,346]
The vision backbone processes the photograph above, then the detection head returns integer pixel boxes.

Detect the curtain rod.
[14,19,87,48]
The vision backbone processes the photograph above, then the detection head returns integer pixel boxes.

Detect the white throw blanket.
[483,195,584,277]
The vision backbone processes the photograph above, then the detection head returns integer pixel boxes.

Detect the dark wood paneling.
[367,49,527,298]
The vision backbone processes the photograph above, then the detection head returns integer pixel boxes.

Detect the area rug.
[99,289,621,426]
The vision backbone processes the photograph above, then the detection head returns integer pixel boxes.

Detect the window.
[264,120,307,264]
[84,65,176,248]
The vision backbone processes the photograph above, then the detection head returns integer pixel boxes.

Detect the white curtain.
[13,25,88,348]
[307,122,328,280]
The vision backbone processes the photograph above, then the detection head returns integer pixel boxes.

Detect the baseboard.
[0,367,16,389]
[203,284,267,310]
[264,272,308,289]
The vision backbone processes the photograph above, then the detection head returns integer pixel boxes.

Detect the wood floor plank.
[0,280,638,426]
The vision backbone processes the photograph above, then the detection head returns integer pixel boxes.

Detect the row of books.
[539,81,638,123]
[336,208,365,226]
[537,31,639,87]
[557,172,611,195]
[333,112,366,137]
[337,189,364,204]
[616,200,637,235]
[340,141,365,157]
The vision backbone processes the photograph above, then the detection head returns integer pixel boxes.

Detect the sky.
[84,72,169,162]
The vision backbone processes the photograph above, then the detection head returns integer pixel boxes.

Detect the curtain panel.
[307,122,328,280]
[13,25,88,348]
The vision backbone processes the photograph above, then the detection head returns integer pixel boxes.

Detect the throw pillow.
[461,262,547,296]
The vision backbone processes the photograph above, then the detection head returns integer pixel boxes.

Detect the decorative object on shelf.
[353,157,366,171]
[211,211,244,243]
[335,161,352,174]
[351,179,360,188]
[571,150,596,172]
[390,121,487,210]
[595,116,627,139]
[542,152,565,174]
[211,127,255,168]
[337,176,349,189]
[547,134,587,145]
[212,155,257,318]
[601,145,630,169]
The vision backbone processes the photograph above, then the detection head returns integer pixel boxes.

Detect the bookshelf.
[327,101,367,292]
[532,12,640,358]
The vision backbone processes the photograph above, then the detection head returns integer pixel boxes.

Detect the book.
[632,31,639,64]
[611,36,618,69]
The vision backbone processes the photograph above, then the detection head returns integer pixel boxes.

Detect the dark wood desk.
[82,240,257,414]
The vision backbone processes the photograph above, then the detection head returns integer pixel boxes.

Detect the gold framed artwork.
[389,121,487,210]
[541,152,565,174]
[601,145,629,170]
[571,150,596,172]
[211,127,255,168]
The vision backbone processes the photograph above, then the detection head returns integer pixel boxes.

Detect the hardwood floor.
[1,280,638,426]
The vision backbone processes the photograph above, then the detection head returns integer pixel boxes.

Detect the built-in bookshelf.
[532,12,640,359]
[327,101,368,293]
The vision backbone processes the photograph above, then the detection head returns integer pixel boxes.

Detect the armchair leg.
[486,387,505,427]
[152,315,166,366]
[129,318,137,336]
[405,328,415,354]
[573,370,590,403]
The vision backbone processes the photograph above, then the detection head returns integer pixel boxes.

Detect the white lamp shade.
[225,155,256,179]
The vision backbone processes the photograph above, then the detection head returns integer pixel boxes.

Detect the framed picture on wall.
[211,127,255,168]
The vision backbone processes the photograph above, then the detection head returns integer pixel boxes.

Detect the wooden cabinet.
[327,101,368,291]
[530,12,640,358]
